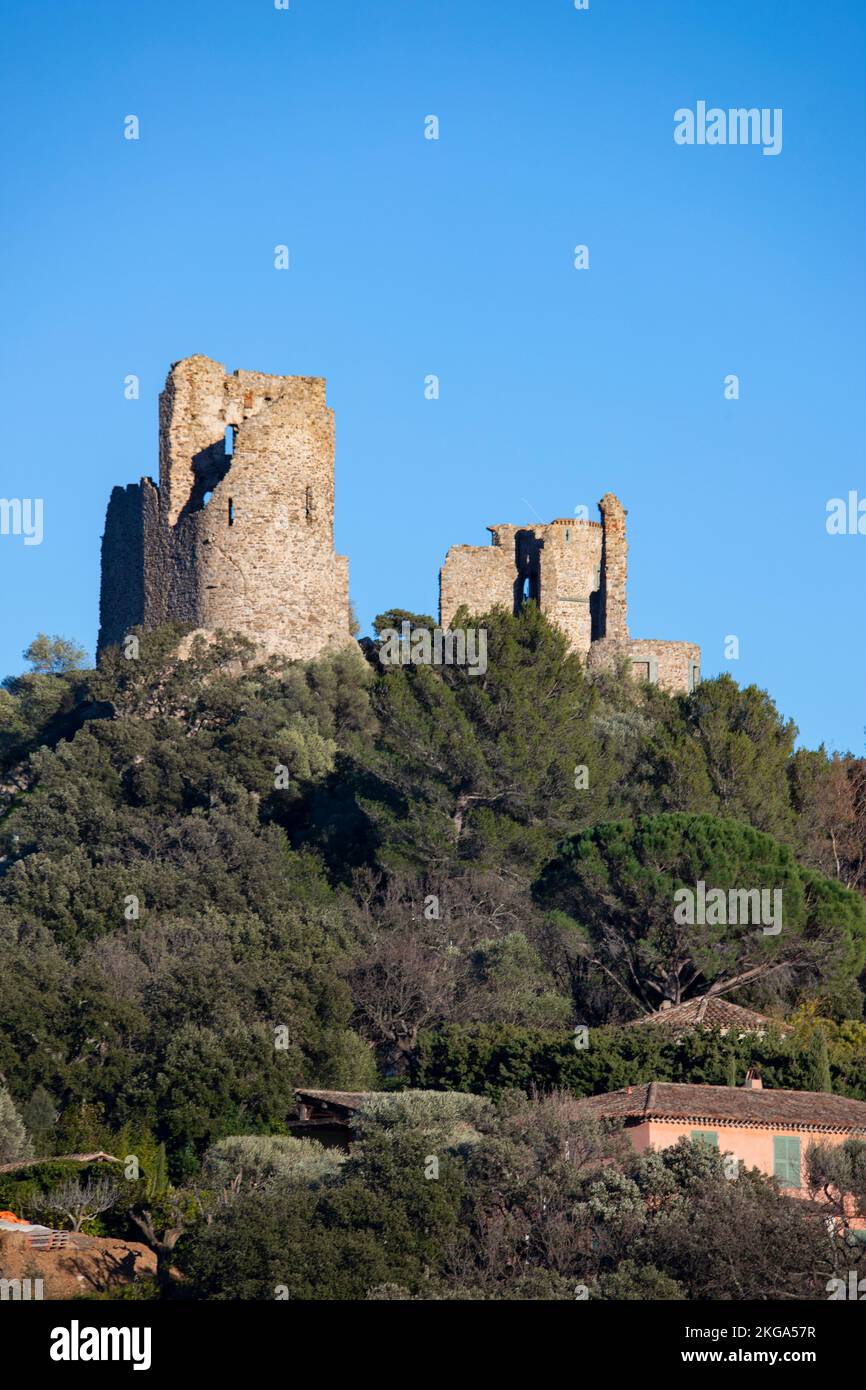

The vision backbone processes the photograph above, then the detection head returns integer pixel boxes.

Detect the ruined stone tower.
[439,494,700,694]
[98,356,353,661]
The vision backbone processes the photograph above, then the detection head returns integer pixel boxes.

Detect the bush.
[355,1090,491,1137]
[202,1135,344,1193]
[411,1020,866,1100]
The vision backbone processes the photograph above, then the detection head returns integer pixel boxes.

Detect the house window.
[773,1135,801,1186]
[691,1130,718,1149]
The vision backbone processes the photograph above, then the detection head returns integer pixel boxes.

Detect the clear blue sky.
[1,0,864,752]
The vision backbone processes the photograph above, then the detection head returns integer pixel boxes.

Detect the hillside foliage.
[2,614,866,1296]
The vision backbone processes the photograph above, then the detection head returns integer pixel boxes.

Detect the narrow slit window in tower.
[305,485,314,522]
[225,425,235,457]
[228,498,235,526]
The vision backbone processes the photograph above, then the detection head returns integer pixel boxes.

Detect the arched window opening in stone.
[203,490,213,507]
[224,424,235,457]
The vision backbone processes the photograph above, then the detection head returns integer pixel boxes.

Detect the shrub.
[202,1135,344,1193]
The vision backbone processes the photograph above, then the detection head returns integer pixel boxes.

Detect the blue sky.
[1,0,864,752]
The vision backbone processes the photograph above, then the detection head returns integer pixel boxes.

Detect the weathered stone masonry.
[98,355,354,662]
[439,493,700,695]
[99,360,699,693]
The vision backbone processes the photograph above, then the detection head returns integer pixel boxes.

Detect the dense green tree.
[20,1085,58,1152]
[356,603,610,880]
[681,676,798,839]
[535,813,866,1015]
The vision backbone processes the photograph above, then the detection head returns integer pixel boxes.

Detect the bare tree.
[128,1200,190,1293]
[36,1176,121,1232]
[794,755,866,894]
[348,867,561,1067]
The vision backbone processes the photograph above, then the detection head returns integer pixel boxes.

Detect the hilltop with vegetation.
[2,609,866,1298]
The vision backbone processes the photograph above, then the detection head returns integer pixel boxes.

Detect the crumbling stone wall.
[439,493,700,694]
[588,638,702,696]
[533,518,603,653]
[598,492,628,642]
[439,532,516,630]
[440,518,603,653]
[628,639,701,695]
[98,356,353,662]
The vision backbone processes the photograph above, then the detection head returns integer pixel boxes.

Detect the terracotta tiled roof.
[573,1083,866,1133]
[627,997,790,1035]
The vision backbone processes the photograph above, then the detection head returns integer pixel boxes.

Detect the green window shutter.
[691,1130,718,1148]
[773,1136,801,1185]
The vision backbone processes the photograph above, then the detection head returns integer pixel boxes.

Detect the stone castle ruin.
[99,357,699,694]
[98,355,354,661]
[439,494,700,694]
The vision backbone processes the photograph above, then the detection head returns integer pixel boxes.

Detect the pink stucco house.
[573,1071,866,1201]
